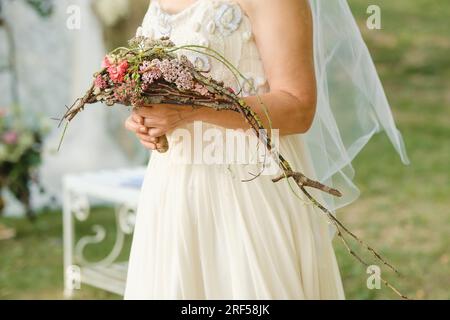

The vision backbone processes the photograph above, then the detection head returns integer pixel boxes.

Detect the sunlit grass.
[0,208,124,299]
[335,0,450,300]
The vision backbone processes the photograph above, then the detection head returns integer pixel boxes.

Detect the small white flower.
[193,22,201,32]
[240,75,267,95]
[185,53,211,71]
[194,56,210,70]
[206,20,216,34]
[241,78,255,95]
[214,3,242,36]
[157,14,172,36]
[242,30,253,42]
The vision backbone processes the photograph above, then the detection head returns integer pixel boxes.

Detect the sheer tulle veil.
[302,0,410,211]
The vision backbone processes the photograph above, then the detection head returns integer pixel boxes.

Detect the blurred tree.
[0,0,53,222]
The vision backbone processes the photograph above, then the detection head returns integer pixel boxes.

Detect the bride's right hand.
[124,113,159,150]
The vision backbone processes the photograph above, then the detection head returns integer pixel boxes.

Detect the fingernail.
[140,127,147,133]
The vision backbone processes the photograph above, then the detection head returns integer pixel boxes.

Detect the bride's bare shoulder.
[235,0,311,19]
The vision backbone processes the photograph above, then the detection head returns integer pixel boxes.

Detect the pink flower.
[118,60,129,72]
[159,59,181,83]
[194,83,210,96]
[3,131,18,145]
[94,75,107,89]
[175,70,194,91]
[101,56,112,69]
[108,60,129,83]
[140,60,162,85]
[113,79,141,105]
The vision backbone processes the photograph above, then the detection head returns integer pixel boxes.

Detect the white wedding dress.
[125,0,345,299]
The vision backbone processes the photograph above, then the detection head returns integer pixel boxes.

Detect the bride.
[123,0,408,299]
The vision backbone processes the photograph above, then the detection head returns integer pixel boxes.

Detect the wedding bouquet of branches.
[60,36,408,299]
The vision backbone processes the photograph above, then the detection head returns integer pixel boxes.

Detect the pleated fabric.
[125,126,345,299]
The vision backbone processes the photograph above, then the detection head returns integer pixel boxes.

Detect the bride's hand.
[134,104,195,137]
[124,112,158,150]
[124,104,199,150]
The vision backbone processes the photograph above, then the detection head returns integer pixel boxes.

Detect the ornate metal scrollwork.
[73,200,136,267]
[70,193,91,222]
[118,204,136,235]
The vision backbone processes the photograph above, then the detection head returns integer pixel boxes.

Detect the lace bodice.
[137,0,269,94]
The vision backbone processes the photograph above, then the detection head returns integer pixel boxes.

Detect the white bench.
[62,167,146,298]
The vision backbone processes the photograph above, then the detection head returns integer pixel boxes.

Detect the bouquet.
[0,108,44,219]
[60,36,407,298]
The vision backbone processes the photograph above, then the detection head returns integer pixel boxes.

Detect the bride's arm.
[187,0,316,135]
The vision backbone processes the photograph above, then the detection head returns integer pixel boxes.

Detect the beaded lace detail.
[137,0,268,93]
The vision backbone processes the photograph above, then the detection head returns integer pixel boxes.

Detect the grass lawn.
[0,0,449,299]
[336,0,450,299]
[0,208,125,299]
